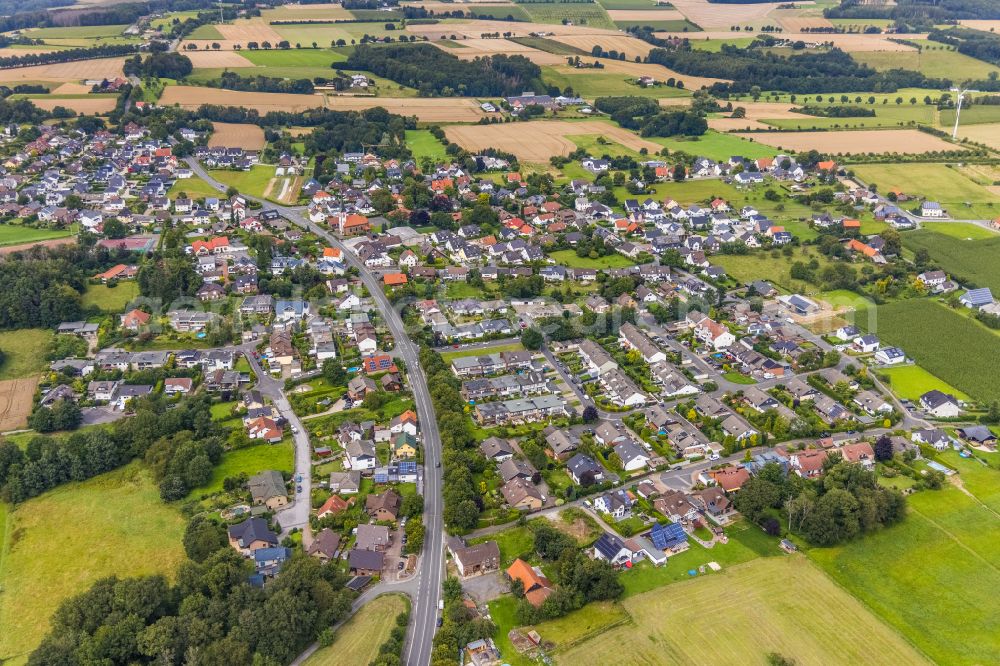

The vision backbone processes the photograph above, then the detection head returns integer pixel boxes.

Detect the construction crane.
[950,86,981,140]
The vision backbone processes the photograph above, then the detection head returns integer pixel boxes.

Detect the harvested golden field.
[958,20,1000,33]
[736,129,962,154]
[598,57,729,87]
[325,95,484,121]
[657,30,922,51]
[606,9,685,21]
[0,56,125,82]
[436,38,567,65]
[0,47,59,57]
[218,18,284,43]
[709,117,771,131]
[29,96,116,114]
[185,49,255,68]
[955,122,1000,151]
[263,3,352,20]
[50,82,91,94]
[548,33,653,60]
[159,85,324,112]
[669,0,788,29]
[727,102,801,119]
[776,15,833,31]
[406,18,619,39]
[445,120,660,162]
[0,376,38,431]
[210,122,265,149]
[288,126,314,137]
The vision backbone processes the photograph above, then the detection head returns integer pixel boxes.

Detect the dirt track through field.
[0,376,39,431]
[445,120,661,161]
[736,128,963,154]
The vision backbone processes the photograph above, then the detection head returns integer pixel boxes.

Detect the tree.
[520,327,543,350]
[874,435,893,462]
[582,405,598,423]
[322,358,347,386]
[183,516,227,562]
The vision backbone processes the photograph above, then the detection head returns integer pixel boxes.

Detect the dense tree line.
[593,95,707,136]
[137,254,202,305]
[29,546,354,665]
[0,247,93,329]
[734,459,906,546]
[645,44,949,95]
[123,52,193,79]
[208,71,315,94]
[826,0,1000,23]
[0,43,138,69]
[418,347,485,532]
[345,43,544,97]
[0,394,219,503]
[792,104,876,117]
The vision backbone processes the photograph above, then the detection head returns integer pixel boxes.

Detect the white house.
[920,201,945,218]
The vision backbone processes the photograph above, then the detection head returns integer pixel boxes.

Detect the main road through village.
[186,159,443,666]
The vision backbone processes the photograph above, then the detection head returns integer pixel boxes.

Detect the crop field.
[445,120,661,162]
[27,24,129,39]
[596,0,663,9]
[614,18,699,31]
[185,49,256,68]
[879,364,969,402]
[606,9,685,21]
[865,299,1000,404]
[941,104,1000,127]
[81,281,139,311]
[902,230,1000,294]
[0,57,126,82]
[953,121,1000,151]
[667,0,785,30]
[304,595,408,666]
[520,2,616,30]
[27,95,116,114]
[547,33,653,60]
[919,222,998,240]
[555,556,928,666]
[0,328,52,380]
[467,4,532,21]
[438,38,567,65]
[326,95,484,121]
[262,3,353,21]
[810,478,1000,666]
[540,65,690,100]
[853,43,1000,81]
[0,376,38,431]
[736,128,962,155]
[760,104,936,130]
[187,23,225,40]
[854,163,1000,220]
[238,47,347,67]
[159,85,324,112]
[269,21,397,46]
[0,463,186,663]
[210,122,266,149]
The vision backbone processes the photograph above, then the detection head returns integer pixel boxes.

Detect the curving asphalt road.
[186,159,442,666]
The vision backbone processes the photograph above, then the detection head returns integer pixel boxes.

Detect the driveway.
[461,572,507,605]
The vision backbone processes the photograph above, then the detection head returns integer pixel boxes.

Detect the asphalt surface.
[187,160,442,666]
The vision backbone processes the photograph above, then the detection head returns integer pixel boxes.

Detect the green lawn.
[559,556,930,666]
[304,595,408,666]
[0,328,53,380]
[901,230,1000,294]
[81,282,139,312]
[762,104,935,130]
[853,163,1000,221]
[647,129,777,160]
[689,36,756,52]
[169,175,225,200]
[596,0,661,8]
[713,248,837,295]
[527,601,628,650]
[28,24,128,39]
[852,43,1000,82]
[863,299,1000,404]
[470,524,534,566]
[809,480,1000,666]
[406,129,448,162]
[0,224,73,247]
[509,36,590,57]
[440,342,524,362]
[722,371,756,384]
[239,47,347,67]
[548,249,636,269]
[187,441,294,498]
[879,365,970,401]
[468,4,532,21]
[919,221,998,240]
[208,165,274,198]
[941,104,1000,126]
[0,463,186,664]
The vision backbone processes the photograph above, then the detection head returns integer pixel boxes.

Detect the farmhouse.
[506,559,553,607]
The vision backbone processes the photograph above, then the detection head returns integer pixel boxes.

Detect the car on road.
[296,485,302,493]
[397,561,404,570]
[709,454,720,461]
[453,344,460,348]
[435,461,441,468]
[295,474,302,483]
[291,425,298,434]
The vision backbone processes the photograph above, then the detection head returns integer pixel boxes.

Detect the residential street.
[187,159,442,666]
